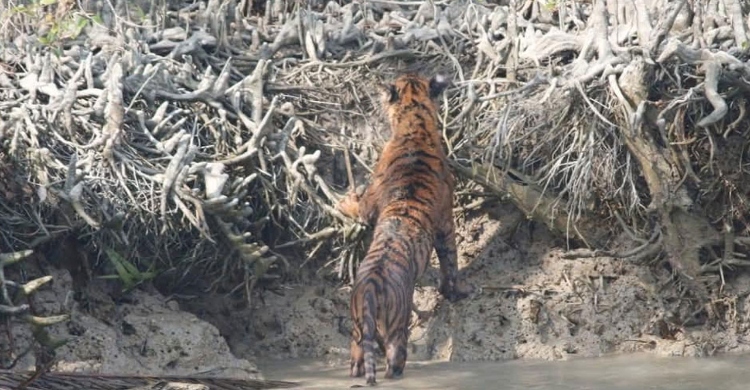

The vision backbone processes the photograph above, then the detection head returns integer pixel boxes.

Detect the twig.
[289,49,418,75]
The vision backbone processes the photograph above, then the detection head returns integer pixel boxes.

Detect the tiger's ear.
[429,74,450,98]
[378,82,398,104]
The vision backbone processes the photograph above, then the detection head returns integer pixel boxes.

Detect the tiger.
[337,73,475,386]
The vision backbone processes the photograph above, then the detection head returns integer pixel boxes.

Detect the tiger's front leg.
[337,185,366,221]
[337,184,378,226]
[434,219,475,303]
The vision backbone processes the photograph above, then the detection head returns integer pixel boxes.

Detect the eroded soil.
[4,268,261,380]
[9,202,750,387]
[191,202,750,369]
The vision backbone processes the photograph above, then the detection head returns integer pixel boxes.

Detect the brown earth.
[187,201,750,369]
[4,267,262,380]
[9,201,750,385]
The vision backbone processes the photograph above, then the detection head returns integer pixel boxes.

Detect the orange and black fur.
[337,73,474,386]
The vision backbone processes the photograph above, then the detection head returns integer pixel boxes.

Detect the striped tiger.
[337,73,475,386]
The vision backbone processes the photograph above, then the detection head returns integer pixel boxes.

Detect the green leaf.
[97,274,122,280]
[104,248,135,288]
[102,248,159,292]
[74,15,89,32]
[132,5,145,21]
[39,0,58,5]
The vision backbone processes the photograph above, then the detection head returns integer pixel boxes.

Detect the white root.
[519,31,585,62]
[656,38,750,127]
[633,0,654,46]
[102,60,125,162]
[697,60,727,128]
[722,0,748,49]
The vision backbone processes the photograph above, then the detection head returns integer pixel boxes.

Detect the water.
[259,354,750,389]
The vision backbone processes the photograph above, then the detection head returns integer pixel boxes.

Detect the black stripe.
[387,184,436,203]
[381,211,433,231]
[406,100,428,112]
[386,160,442,180]
[383,281,407,331]
[388,149,440,164]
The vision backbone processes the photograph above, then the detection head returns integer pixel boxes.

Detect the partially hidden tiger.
[337,72,475,386]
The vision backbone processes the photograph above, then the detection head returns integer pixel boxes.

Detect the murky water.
[259,354,750,389]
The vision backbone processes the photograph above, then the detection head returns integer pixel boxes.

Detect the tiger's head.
[379,73,450,126]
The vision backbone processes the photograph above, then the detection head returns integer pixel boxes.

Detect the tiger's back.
[339,73,473,386]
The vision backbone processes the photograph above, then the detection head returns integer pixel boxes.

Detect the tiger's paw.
[439,279,478,303]
[350,361,365,377]
[337,189,361,220]
[384,365,404,379]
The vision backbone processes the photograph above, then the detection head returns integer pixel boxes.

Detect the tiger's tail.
[362,286,378,386]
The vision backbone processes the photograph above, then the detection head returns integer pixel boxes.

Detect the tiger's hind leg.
[350,339,365,377]
[384,328,408,380]
[350,329,365,377]
[434,219,474,303]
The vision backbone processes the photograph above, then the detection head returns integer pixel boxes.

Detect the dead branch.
[450,161,606,249]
